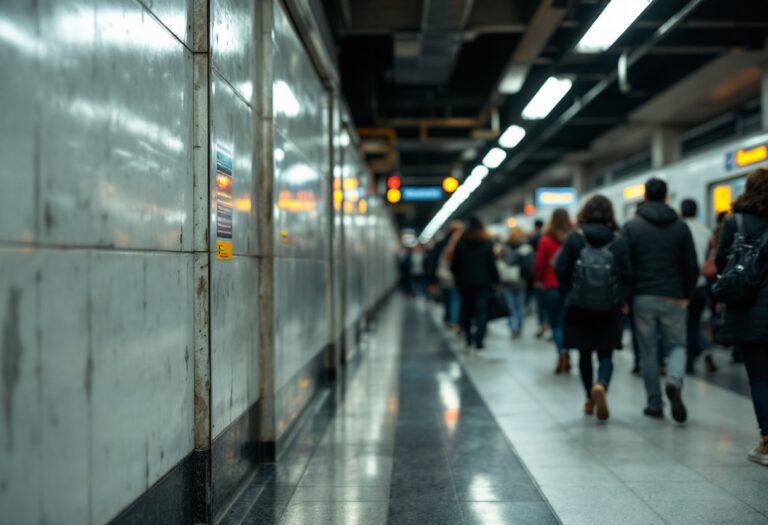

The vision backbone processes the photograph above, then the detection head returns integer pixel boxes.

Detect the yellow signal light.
[442,176,459,193]
[386,188,402,203]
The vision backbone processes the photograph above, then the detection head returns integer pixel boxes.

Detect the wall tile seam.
[211,67,255,110]
[133,0,201,54]
[0,242,197,256]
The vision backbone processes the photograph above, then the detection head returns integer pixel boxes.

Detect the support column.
[651,126,682,169]
[190,1,212,522]
[255,0,277,459]
[569,163,590,195]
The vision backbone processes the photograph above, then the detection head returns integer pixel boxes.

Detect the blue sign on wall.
[535,187,578,208]
[401,187,443,202]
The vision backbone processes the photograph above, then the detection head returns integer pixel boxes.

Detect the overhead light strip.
[576,0,654,53]
[522,76,573,120]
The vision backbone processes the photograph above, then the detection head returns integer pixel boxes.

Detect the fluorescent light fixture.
[576,0,654,53]
[498,64,530,95]
[521,77,573,120]
[470,165,489,179]
[498,125,526,149]
[482,148,507,169]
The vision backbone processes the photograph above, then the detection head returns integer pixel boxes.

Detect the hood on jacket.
[461,228,492,243]
[579,223,616,247]
[637,201,679,226]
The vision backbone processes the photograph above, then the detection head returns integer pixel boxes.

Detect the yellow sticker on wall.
[216,240,233,260]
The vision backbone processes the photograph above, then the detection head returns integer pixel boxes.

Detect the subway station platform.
[218,296,768,525]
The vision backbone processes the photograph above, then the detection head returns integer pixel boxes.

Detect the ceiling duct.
[394,0,475,84]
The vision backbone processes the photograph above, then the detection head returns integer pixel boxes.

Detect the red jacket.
[534,234,562,289]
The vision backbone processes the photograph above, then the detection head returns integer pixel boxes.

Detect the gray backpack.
[568,231,621,312]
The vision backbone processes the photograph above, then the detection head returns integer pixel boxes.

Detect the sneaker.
[643,406,664,419]
[591,383,609,421]
[665,383,687,423]
[584,398,595,416]
[748,436,768,466]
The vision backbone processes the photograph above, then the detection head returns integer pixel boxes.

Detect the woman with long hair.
[451,217,500,351]
[555,196,632,420]
[534,208,573,372]
[715,168,768,465]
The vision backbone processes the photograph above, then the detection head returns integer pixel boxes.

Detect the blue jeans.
[534,288,547,326]
[579,349,614,398]
[444,287,461,325]
[502,287,525,333]
[633,295,687,409]
[460,288,492,348]
[541,288,564,354]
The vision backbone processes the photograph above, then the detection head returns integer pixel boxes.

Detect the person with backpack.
[622,178,699,422]
[555,196,632,421]
[534,208,574,373]
[451,217,500,351]
[497,226,534,339]
[713,168,768,465]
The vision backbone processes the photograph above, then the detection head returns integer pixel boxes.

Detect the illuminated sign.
[623,183,645,201]
[401,187,443,202]
[535,187,577,208]
[726,143,768,171]
[712,185,732,213]
[524,204,535,215]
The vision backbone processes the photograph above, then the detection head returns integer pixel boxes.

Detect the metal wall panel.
[272,1,328,261]
[136,0,192,46]
[0,248,194,524]
[211,0,255,105]
[210,74,258,256]
[35,0,194,251]
[210,256,259,437]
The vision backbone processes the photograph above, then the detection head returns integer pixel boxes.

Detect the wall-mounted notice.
[215,145,233,260]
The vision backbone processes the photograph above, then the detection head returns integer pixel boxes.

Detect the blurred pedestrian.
[428,221,464,329]
[622,178,699,422]
[451,217,499,351]
[497,226,533,339]
[555,196,632,421]
[680,198,712,373]
[534,208,573,373]
[528,219,548,337]
[713,168,768,465]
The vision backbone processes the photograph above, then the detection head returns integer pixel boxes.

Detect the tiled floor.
[222,296,768,524]
[451,305,768,525]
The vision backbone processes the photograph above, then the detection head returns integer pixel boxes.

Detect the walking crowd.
[399,167,768,467]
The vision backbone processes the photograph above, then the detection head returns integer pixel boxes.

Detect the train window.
[707,176,747,226]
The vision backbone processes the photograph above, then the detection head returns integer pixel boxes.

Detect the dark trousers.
[578,349,614,398]
[460,288,492,348]
[540,288,564,354]
[742,343,768,436]
[687,285,710,368]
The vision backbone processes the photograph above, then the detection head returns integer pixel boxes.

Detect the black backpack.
[712,214,768,307]
[568,231,622,312]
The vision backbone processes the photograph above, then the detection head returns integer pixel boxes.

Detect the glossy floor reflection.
[449,305,768,525]
[223,296,558,524]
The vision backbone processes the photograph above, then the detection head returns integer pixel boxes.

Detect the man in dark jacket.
[622,178,699,422]
[451,217,500,350]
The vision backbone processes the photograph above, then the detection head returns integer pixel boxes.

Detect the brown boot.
[584,398,595,416]
[554,353,567,374]
[591,383,610,421]
[564,352,572,372]
[748,435,768,466]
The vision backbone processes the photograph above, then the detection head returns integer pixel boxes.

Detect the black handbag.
[487,291,511,321]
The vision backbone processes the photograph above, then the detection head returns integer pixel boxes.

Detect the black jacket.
[451,232,499,290]
[621,201,699,300]
[715,213,768,345]
[555,223,633,350]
